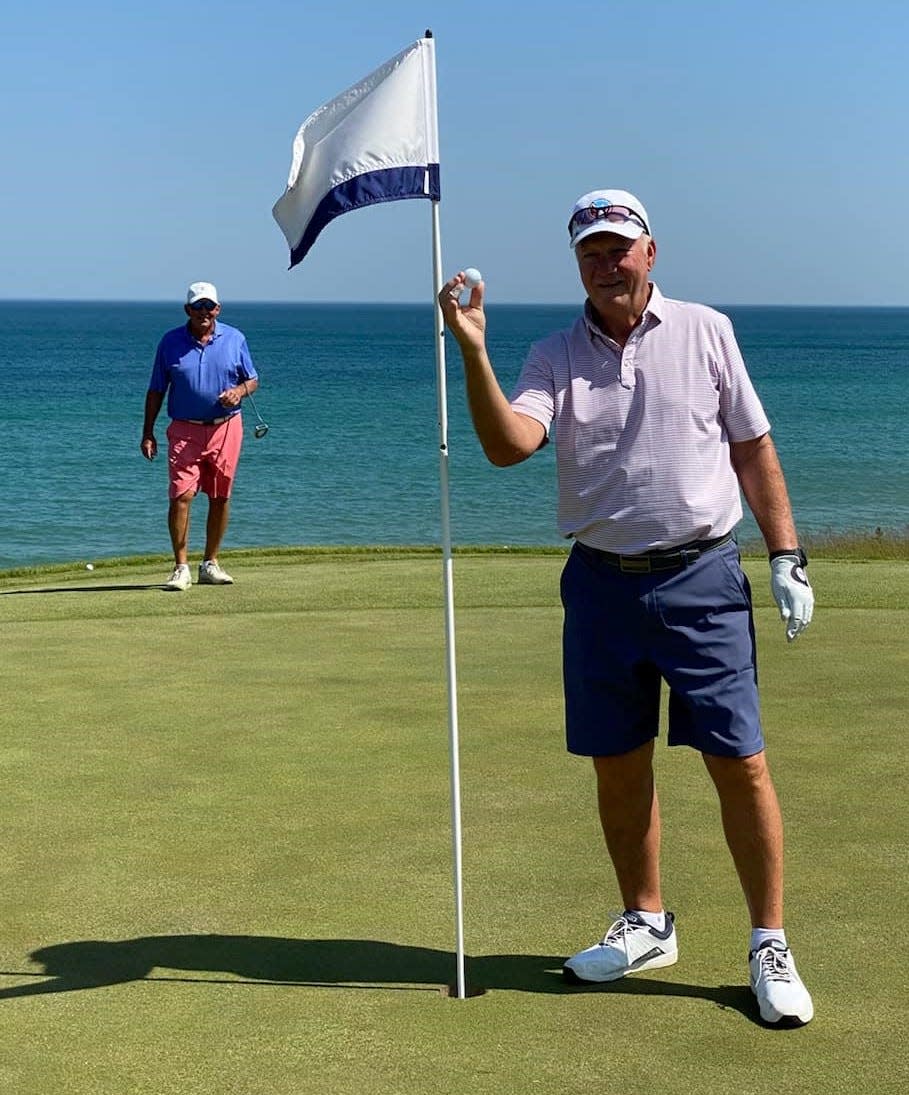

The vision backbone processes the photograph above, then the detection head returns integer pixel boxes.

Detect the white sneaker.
[749,941,814,1026]
[164,563,191,591]
[563,910,678,983]
[198,560,234,585]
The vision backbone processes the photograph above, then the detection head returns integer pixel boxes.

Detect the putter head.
[254,422,269,439]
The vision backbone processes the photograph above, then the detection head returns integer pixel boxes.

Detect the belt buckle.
[619,555,652,574]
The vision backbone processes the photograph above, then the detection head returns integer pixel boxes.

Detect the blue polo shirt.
[148,321,259,421]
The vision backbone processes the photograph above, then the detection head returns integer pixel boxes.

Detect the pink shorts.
[166,416,243,500]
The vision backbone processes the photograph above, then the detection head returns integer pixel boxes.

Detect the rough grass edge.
[2,528,907,582]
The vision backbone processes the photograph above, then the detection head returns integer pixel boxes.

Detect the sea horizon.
[4,297,909,309]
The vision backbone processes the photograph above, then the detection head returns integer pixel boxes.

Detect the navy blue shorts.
[560,540,763,758]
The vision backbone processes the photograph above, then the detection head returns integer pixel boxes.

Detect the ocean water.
[1,301,906,569]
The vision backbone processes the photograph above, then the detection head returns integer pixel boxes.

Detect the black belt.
[185,416,232,426]
[575,533,734,574]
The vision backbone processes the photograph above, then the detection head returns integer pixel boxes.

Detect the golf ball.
[85,563,94,571]
[463,268,482,287]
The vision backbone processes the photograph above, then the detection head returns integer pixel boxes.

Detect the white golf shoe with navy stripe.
[749,941,814,1026]
[563,910,678,983]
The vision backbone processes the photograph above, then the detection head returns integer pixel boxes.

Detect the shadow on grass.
[0,935,758,1020]
[0,584,170,594]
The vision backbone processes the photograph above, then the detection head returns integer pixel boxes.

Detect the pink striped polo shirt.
[509,284,771,554]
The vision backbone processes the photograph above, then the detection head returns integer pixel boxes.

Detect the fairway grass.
[1,550,906,1094]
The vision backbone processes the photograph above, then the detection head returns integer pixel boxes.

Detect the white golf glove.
[769,550,813,643]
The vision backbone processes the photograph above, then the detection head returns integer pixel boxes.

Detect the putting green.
[0,551,906,1094]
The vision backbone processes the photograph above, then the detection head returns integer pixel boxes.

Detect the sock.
[631,909,666,931]
[751,927,787,952]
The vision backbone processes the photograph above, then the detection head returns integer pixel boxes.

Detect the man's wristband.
[769,547,808,567]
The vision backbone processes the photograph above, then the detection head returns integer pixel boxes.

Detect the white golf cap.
[568,189,651,248]
[186,281,219,305]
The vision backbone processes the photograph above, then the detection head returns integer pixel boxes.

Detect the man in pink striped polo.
[439,189,815,1027]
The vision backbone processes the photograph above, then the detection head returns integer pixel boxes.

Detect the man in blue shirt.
[141,282,259,590]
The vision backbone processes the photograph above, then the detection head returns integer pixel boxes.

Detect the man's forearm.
[143,390,164,437]
[459,344,544,467]
[730,434,799,552]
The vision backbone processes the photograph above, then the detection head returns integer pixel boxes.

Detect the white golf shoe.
[563,910,678,983]
[164,563,192,591]
[749,941,814,1026]
[198,560,234,585]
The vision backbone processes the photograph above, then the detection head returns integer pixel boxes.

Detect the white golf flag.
[272,36,441,268]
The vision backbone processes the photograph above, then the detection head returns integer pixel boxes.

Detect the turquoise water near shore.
[1,301,907,569]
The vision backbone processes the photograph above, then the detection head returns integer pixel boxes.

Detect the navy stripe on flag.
[288,164,441,268]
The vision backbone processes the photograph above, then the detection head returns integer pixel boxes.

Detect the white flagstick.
[424,31,467,1001]
[431,202,466,1000]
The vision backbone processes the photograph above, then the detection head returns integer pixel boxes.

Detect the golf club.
[246,390,269,438]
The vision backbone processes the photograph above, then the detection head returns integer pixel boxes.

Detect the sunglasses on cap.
[569,201,650,238]
[188,299,218,312]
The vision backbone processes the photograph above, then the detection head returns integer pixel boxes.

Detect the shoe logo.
[630,946,664,968]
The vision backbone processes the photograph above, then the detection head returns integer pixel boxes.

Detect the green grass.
[0,550,906,1094]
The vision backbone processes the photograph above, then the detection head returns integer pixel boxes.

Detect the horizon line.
[2,298,908,310]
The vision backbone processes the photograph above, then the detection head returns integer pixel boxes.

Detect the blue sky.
[3,0,907,305]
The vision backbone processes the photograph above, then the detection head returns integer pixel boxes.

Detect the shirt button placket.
[620,340,636,390]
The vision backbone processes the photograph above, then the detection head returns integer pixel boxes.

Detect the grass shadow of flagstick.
[0,584,169,595]
[0,935,759,1021]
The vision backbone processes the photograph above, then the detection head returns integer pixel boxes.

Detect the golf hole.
[440,983,487,998]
